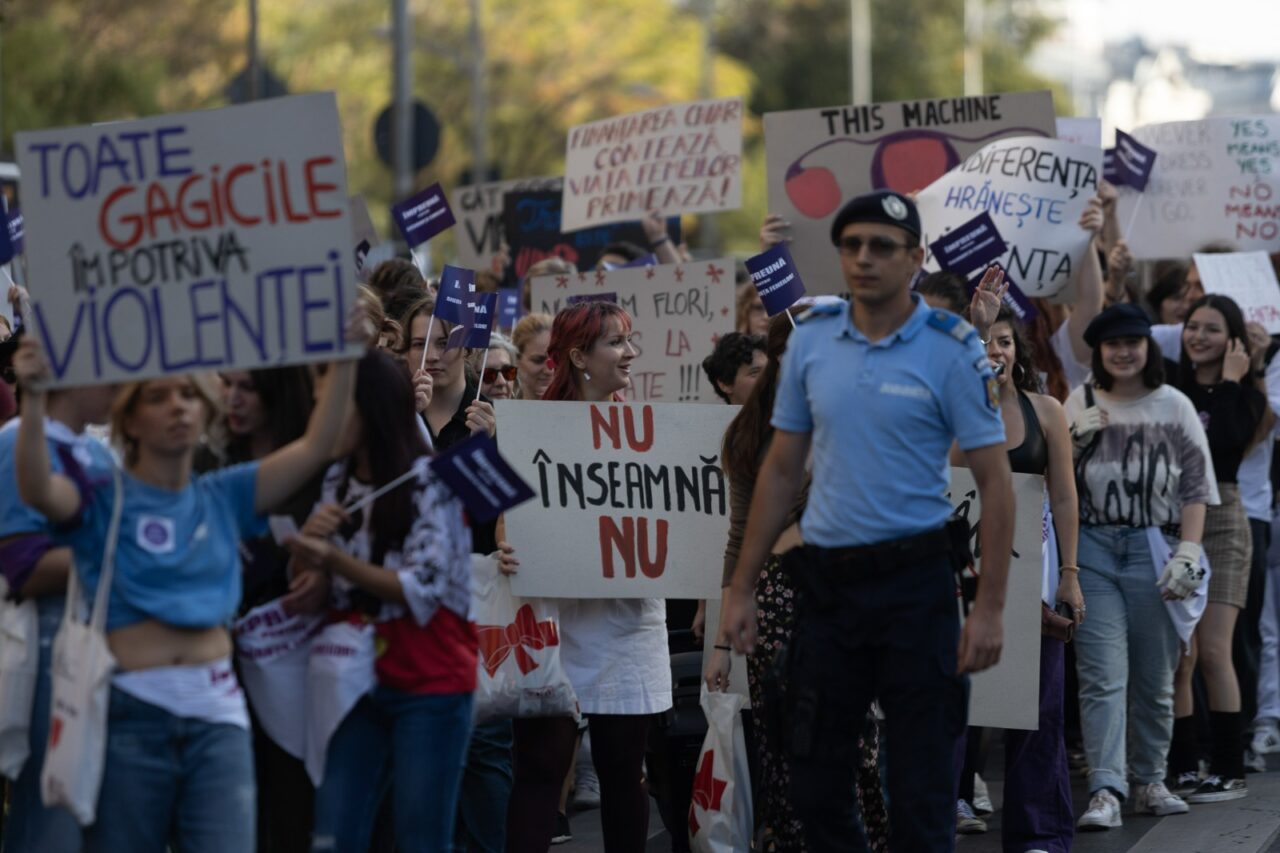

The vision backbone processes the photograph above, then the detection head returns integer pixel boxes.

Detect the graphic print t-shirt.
[1065,384,1219,528]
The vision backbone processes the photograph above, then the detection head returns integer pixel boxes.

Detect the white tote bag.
[0,594,39,779]
[40,466,122,826]
[470,554,578,724]
[688,687,753,853]
[304,618,376,786]
[234,598,324,761]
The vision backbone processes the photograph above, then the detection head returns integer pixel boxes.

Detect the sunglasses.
[838,236,914,258]
[482,365,518,384]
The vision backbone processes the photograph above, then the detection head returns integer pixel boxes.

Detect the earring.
[583,371,592,381]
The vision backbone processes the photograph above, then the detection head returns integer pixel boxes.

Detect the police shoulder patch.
[925,309,976,344]
[795,301,843,324]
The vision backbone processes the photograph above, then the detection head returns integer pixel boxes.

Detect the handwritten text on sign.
[763,91,1057,294]
[497,400,736,599]
[15,93,358,387]
[948,468,1044,730]
[1116,116,1280,260]
[450,176,560,272]
[1194,251,1280,334]
[561,98,743,232]
[530,260,735,403]
[916,136,1101,301]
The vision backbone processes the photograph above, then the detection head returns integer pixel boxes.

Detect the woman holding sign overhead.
[506,301,669,853]
[10,319,365,853]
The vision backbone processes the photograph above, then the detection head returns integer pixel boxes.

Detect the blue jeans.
[1075,525,1181,798]
[312,687,473,853]
[1,596,81,853]
[455,719,513,853]
[87,687,256,853]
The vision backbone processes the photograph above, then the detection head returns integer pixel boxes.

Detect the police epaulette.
[926,309,976,343]
[795,301,843,323]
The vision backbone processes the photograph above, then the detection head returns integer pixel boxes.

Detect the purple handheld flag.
[497,288,524,330]
[7,210,23,257]
[430,433,536,523]
[1110,130,1157,192]
[744,244,806,317]
[929,213,1008,277]
[435,265,476,325]
[445,292,499,352]
[391,183,456,248]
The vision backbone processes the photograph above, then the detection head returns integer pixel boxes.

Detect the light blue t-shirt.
[772,294,1005,547]
[57,461,266,632]
[0,418,115,539]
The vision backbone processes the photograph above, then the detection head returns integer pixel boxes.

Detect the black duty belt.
[803,520,964,577]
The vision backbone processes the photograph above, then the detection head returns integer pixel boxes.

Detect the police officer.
[722,190,1016,852]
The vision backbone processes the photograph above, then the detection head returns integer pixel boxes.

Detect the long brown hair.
[722,313,794,484]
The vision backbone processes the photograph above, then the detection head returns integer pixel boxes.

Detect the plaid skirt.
[1205,483,1252,609]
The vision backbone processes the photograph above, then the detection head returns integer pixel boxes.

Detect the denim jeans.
[86,687,256,853]
[1075,525,1181,798]
[312,686,473,853]
[1,596,81,853]
[454,719,513,853]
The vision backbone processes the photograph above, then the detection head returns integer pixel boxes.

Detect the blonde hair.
[358,284,404,351]
[521,257,576,311]
[109,373,224,465]
[511,313,553,356]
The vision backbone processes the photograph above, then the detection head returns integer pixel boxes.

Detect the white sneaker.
[1245,748,1268,774]
[956,799,987,834]
[1251,720,1280,755]
[1077,789,1122,830]
[1170,770,1201,797]
[972,774,993,815]
[1134,781,1189,816]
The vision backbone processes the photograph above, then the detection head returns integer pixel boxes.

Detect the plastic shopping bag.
[0,597,39,779]
[688,686,752,853]
[471,554,578,724]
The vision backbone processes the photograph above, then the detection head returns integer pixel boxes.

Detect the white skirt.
[558,598,673,716]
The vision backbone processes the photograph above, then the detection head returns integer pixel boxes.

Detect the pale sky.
[1069,0,1280,63]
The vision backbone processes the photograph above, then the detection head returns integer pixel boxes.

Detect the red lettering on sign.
[599,515,669,579]
[590,404,654,452]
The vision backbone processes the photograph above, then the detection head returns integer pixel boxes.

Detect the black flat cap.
[1083,303,1152,348]
[829,190,921,245]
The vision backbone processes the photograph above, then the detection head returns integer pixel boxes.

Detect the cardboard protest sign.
[744,244,806,317]
[1194,251,1280,333]
[431,432,535,523]
[1116,116,1280,259]
[503,189,679,281]
[916,136,1102,300]
[391,183,455,249]
[561,98,743,232]
[348,195,380,283]
[1056,117,1101,149]
[497,400,736,599]
[450,176,561,271]
[15,92,358,388]
[949,468,1044,730]
[530,259,735,403]
[764,91,1057,294]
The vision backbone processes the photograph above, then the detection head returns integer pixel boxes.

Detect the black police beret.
[829,190,922,245]
[1083,303,1152,349]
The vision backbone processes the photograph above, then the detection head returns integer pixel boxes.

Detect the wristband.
[652,235,671,246]
[713,644,731,652]
[1060,565,1079,574]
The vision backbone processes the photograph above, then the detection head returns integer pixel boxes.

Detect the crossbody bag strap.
[86,465,124,634]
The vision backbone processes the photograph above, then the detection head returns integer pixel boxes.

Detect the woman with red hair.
[505,302,670,853]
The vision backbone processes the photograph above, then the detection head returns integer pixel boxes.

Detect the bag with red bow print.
[470,554,579,724]
[689,686,752,853]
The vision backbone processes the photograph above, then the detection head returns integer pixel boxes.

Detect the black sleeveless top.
[1007,390,1048,476]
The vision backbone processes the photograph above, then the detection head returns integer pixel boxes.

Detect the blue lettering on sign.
[31,250,348,380]
[26,125,194,199]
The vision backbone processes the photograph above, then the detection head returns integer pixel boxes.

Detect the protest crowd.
[0,82,1279,853]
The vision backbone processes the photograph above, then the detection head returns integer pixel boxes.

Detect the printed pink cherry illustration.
[784,162,842,219]
[688,749,728,836]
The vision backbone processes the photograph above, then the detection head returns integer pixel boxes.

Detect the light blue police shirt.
[0,418,115,539]
[56,461,267,632]
[771,294,1005,547]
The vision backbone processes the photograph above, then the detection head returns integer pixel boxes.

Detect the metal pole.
[248,0,260,100]
[469,0,487,182]
[699,0,719,253]
[392,0,413,204]
[851,0,871,103]
[963,0,983,96]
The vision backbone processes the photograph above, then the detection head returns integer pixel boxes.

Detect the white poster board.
[1194,251,1280,333]
[451,176,560,271]
[498,400,736,599]
[950,468,1044,730]
[530,259,736,403]
[561,98,743,232]
[15,93,358,387]
[916,137,1102,300]
[1117,116,1280,260]
[764,91,1057,294]
[1056,117,1101,149]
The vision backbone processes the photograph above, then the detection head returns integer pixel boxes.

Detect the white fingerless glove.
[1158,541,1206,600]
[1069,406,1105,448]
